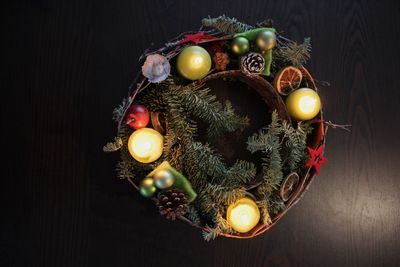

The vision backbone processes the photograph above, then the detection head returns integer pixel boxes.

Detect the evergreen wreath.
[104,16,336,240]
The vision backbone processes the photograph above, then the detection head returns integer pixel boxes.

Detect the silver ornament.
[153,169,175,189]
[256,31,276,51]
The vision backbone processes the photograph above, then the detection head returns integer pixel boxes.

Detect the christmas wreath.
[104,16,332,240]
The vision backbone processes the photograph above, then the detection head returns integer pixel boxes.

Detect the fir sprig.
[274,37,312,67]
[202,15,253,34]
[103,137,123,152]
[171,84,250,139]
[247,111,311,213]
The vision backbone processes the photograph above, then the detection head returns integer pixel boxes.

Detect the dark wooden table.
[2,0,400,266]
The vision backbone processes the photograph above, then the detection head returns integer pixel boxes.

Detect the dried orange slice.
[150,111,166,134]
[274,66,303,95]
[280,172,300,202]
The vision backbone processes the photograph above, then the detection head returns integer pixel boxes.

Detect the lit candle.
[176,46,211,80]
[285,88,321,121]
[128,128,164,163]
[227,197,260,233]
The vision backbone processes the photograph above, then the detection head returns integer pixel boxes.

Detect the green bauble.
[139,177,157,198]
[256,30,276,51]
[153,169,175,189]
[231,37,250,55]
[176,46,211,80]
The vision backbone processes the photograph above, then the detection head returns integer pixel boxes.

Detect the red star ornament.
[305,144,328,174]
[179,32,214,45]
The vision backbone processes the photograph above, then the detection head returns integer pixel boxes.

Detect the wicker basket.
[121,34,326,238]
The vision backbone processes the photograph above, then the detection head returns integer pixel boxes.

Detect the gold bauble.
[139,177,157,198]
[231,37,250,55]
[176,46,212,80]
[286,88,321,121]
[256,30,276,51]
[153,169,175,189]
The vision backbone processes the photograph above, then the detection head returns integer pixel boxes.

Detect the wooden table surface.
[2,0,400,266]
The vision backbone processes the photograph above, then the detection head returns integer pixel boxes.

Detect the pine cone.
[240,52,265,75]
[156,189,188,220]
[213,52,229,71]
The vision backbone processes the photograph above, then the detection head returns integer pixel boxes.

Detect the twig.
[325,121,352,132]
[314,79,331,87]
[126,177,139,191]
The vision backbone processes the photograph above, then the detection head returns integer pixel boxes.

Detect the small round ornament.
[176,45,212,80]
[125,104,150,130]
[153,169,175,189]
[286,88,321,121]
[139,177,157,198]
[256,30,276,51]
[141,54,170,83]
[231,37,250,55]
[280,172,300,202]
[128,128,164,163]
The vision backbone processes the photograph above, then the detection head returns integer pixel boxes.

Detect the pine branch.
[116,160,136,180]
[247,111,281,153]
[207,101,250,140]
[112,98,128,122]
[202,226,221,241]
[202,15,253,34]
[217,160,257,187]
[247,111,282,198]
[185,205,201,225]
[171,84,249,139]
[275,37,311,67]
[256,199,272,224]
[213,211,233,234]
[185,142,227,180]
[281,121,312,171]
[204,183,246,205]
[103,137,123,152]
[267,194,286,215]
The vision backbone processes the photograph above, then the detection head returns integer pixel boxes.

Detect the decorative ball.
[141,54,170,83]
[126,104,150,130]
[176,46,212,80]
[231,37,250,55]
[139,177,157,198]
[256,30,276,51]
[128,128,164,163]
[286,88,321,121]
[227,197,260,233]
[153,169,175,189]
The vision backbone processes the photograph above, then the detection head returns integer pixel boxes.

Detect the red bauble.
[126,104,150,129]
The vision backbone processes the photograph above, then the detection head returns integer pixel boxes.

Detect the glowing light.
[286,88,321,121]
[176,46,211,80]
[227,197,260,233]
[193,56,203,65]
[299,95,317,114]
[128,128,164,163]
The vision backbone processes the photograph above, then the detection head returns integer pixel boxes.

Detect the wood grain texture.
[2,0,400,266]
